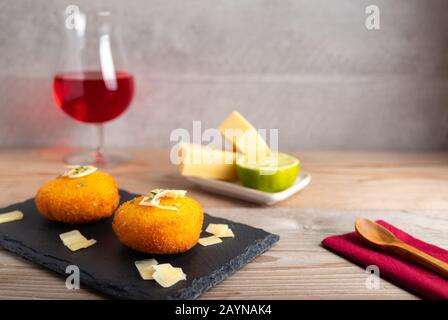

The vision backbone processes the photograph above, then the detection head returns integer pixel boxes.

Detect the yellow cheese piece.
[219,228,235,238]
[219,111,271,158]
[178,143,237,181]
[59,230,96,251]
[152,264,186,288]
[135,259,158,280]
[150,189,187,199]
[59,230,85,246]
[139,189,187,211]
[198,235,223,246]
[205,224,229,236]
[67,239,97,251]
[205,224,235,238]
[0,210,23,224]
[236,128,271,160]
[62,165,97,178]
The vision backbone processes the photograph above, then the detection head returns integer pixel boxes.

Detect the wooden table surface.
[1,148,448,299]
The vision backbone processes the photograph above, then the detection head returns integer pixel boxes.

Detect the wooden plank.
[1,149,448,210]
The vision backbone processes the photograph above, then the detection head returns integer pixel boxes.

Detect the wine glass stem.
[95,124,105,162]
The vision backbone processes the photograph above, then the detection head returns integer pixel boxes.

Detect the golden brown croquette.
[35,171,119,224]
[112,195,203,254]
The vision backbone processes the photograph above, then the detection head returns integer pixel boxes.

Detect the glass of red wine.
[53,8,134,165]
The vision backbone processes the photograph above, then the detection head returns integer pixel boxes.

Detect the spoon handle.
[394,242,448,279]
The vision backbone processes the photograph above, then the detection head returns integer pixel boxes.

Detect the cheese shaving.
[152,263,186,288]
[0,210,24,224]
[135,259,158,280]
[138,189,187,211]
[59,230,96,251]
[61,165,97,178]
[67,239,97,251]
[205,224,229,236]
[198,235,223,246]
[59,230,84,246]
[205,223,235,238]
[219,228,235,238]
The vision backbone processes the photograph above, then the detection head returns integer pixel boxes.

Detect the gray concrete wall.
[1,0,448,150]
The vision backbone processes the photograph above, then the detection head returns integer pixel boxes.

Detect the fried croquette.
[112,195,203,254]
[35,171,119,224]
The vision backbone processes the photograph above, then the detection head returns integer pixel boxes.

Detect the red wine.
[53,70,134,123]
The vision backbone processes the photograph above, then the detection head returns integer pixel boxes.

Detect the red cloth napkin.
[322,220,448,299]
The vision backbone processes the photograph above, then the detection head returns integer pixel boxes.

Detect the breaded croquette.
[112,192,203,254]
[35,169,119,224]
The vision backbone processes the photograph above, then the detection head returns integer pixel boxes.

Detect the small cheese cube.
[135,259,159,280]
[178,143,237,181]
[0,211,24,224]
[152,264,186,288]
[198,235,223,246]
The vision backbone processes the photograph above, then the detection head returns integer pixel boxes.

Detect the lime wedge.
[236,152,300,193]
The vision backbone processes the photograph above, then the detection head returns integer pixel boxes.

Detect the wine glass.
[53,8,135,165]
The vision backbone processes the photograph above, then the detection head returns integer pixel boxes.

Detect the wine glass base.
[65,150,130,166]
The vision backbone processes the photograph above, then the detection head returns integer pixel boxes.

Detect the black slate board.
[0,190,279,299]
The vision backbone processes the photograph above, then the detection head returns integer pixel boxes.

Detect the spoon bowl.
[355,218,398,247]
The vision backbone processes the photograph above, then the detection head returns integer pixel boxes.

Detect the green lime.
[236,152,300,193]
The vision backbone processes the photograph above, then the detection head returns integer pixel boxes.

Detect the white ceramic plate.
[185,172,311,205]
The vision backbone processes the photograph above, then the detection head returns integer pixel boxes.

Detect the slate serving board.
[0,190,279,300]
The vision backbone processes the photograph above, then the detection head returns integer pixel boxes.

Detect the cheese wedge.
[178,143,237,181]
[0,210,23,224]
[219,111,271,158]
[135,259,158,280]
[59,230,96,252]
[198,235,223,246]
[152,264,186,288]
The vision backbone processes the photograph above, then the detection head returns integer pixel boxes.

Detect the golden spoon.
[355,218,448,279]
